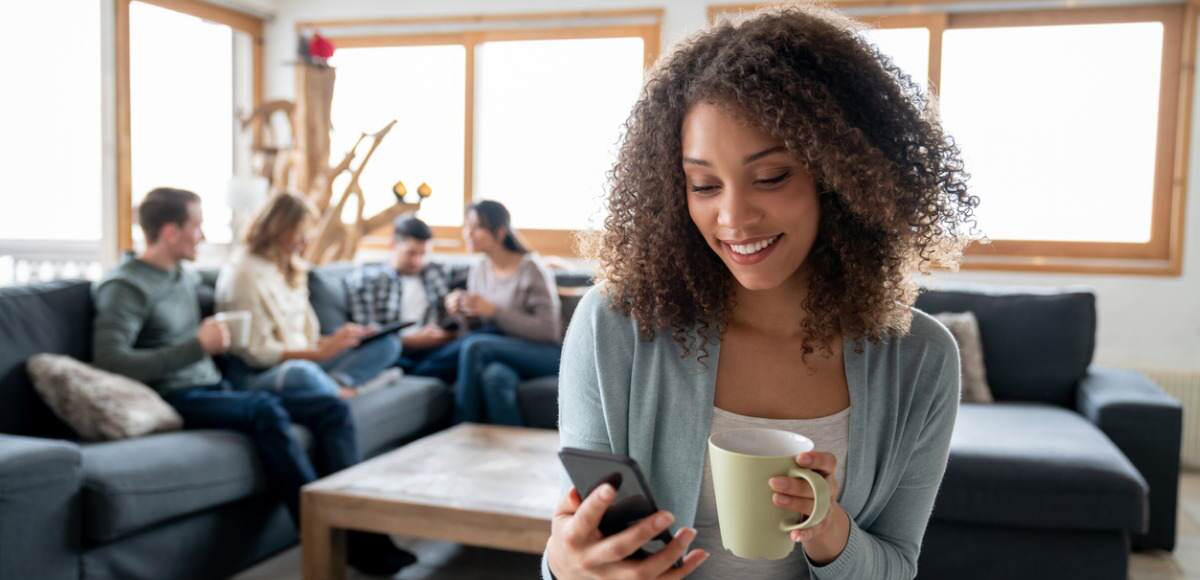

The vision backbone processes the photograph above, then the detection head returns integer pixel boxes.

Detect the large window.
[2,2,103,243]
[308,11,662,255]
[710,4,1193,275]
[117,0,263,249]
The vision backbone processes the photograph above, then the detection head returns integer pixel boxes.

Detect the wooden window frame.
[710,2,1195,276]
[115,0,265,252]
[297,10,664,257]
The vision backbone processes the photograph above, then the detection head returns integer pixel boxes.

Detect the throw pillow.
[27,354,183,441]
[932,311,994,403]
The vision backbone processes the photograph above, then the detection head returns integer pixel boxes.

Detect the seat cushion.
[518,376,559,429]
[347,375,451,458]
[81,430,265,542]
[934,403,1148,533]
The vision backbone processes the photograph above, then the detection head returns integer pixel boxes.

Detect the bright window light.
[328,45,466,227]
[940,22,1163,243]
[475,37,645,231]
[130,1,236,243]
[0,2,102,241]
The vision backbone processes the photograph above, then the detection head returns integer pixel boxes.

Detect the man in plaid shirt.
[344,217,466,373]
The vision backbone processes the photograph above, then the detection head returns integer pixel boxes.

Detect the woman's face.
[682,102,821,291]
[281,217,312,257]
[462,210,499,254]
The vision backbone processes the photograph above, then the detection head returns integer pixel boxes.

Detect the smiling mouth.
[723,234,783,256]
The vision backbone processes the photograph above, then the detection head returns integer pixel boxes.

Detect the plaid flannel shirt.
[344,262,463,328]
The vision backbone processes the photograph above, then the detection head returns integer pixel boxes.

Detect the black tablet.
[357,320,416,345]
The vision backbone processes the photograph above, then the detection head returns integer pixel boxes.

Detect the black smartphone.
[558,447,681,567]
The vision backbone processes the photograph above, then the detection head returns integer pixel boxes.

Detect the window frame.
[710,2,1195,276]
[298,10,663,257]
[115,0,264,252]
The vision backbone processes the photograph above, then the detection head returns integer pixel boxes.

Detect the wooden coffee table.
[301,424,562,580]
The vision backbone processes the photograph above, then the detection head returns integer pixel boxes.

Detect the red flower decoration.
[308,33,335,60]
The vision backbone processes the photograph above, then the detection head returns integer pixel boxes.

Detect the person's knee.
[460,334,501,362]
[248,396,290,432]
[480,362,519,389]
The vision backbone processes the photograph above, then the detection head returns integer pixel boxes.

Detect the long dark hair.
[469,200,529,254]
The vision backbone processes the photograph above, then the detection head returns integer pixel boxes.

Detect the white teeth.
[729,235,781,256]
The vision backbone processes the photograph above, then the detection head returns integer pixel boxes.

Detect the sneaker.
[357,368,404,395]
[347,531,417,576]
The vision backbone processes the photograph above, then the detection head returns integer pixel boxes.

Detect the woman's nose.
[716,185,762,230]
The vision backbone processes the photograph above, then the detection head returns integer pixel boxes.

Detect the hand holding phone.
[546,448,709,580]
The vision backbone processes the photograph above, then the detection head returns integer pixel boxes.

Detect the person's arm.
[92,281,207,383]
[805,344,960,580]
[217,270,292,368]
[542,288,619,579]
[491,261,562,343]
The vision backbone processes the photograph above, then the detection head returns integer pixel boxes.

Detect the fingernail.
[598,484,615,500]
[774,494,790,505]
[656,512,674,527]
[797,453,811,465]
[676,527,696,542]
[699,551,710,563]
[769,478,786,491]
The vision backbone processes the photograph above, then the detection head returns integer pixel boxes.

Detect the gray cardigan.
[545,286,961,579]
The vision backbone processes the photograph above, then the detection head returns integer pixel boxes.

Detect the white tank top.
[690,405,851,580]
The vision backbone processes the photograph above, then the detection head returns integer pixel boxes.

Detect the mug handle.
[778,467,831,532]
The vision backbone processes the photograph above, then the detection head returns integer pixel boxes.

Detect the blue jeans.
[454,334,561,426]
[402,326,501,383]
[225,335,402,397]
[162,381,358,525]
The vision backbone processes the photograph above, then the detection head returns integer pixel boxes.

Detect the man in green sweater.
[92,187,414,576]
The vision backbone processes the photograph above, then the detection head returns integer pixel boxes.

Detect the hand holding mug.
[461,293,497,318]
[769,451,849,561]
[197,317,230,355]
[445,290,466,315]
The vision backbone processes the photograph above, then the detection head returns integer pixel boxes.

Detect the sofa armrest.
[0,435,82,580]
[1076,367,1182,550]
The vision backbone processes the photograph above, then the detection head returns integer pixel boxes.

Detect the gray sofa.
[914,288,1181,580]
[0,266,1180,580]
[0,263,585,580]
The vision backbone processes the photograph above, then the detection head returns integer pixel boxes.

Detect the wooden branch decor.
[239,32,433,265]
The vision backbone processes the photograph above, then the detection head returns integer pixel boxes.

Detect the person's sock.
[347,531,417,576]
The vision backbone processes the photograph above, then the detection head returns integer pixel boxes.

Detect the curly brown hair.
[589,4,979,361]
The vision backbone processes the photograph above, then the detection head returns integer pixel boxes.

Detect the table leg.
[302,492,347,580]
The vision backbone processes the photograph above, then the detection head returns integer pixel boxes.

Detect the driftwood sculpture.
[240,62,430,265]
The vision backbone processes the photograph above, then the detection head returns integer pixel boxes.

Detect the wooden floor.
[235,470,1200,580]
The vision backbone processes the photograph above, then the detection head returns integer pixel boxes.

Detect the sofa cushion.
[915,288,1095,406]
[81,430,265,542]
[0,280,93,438]
[347,375,451,458]
[934,403,1147,533]
[518,376,559,430]
[307,267,351,335]
[27,354,183,441]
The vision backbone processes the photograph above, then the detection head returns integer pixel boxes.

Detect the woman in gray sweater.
[544,6,978,580]
[445,200,562,425]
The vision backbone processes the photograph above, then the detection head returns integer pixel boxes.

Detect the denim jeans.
[225,335,402,397]
[454,334,562,426]
[162,381,358,525]
[402,326,501,383]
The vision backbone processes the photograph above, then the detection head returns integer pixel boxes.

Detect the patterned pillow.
[932,312,994,404]
[26,354,183,441]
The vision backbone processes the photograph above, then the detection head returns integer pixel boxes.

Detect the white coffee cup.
[215,311,252,349]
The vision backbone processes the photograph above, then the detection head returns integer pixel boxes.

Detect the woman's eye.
[755,171,791,186]
[690,184,720,194]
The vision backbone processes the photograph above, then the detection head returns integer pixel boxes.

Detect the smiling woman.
[547,5,979,580]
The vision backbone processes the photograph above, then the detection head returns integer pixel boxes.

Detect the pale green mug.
[708,428,831,560]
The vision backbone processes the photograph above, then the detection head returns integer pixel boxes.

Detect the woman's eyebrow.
[682,145,788,167]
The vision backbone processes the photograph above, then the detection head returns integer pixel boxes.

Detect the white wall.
[266,0,1200,372]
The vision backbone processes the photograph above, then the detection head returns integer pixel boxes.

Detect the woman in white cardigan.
[215,192,400,398]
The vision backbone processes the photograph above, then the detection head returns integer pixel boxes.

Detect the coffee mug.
[708,428,831,560]
[215,311,252,349]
